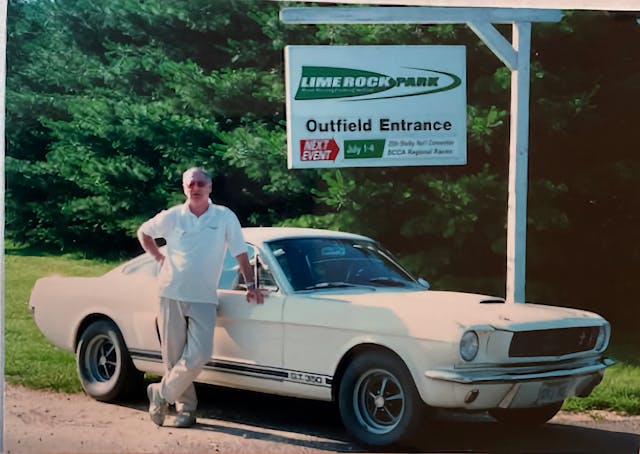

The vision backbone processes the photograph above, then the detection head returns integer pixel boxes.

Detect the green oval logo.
[295,66,461,101]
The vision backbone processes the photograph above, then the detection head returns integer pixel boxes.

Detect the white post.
[505,21,531,303]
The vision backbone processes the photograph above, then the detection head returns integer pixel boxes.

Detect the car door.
[113,256,164,374]
[206,244,285,392]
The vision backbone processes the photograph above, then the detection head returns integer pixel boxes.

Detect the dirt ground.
[4,384,347,454]
[4,383,640,454]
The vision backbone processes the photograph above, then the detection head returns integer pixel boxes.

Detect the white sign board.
[285,45,467,169]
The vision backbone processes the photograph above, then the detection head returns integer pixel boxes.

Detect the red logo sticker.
[300,139,340,161]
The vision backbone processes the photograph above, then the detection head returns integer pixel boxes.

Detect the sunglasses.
[186,180,209,188]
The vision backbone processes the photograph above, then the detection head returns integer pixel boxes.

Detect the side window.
[218,244,278,291]
[257,258,277,291]
[218,246,254,290]
[236,248,278,291]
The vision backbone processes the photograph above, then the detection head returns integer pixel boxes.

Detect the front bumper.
[421,356,614,410]
[426,357,614,384]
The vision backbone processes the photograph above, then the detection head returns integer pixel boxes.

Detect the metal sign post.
[280,6,562,303]
[506,22,531,304]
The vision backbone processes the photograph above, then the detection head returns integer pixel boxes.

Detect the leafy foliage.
[7,0,297,254]
[6,3,640,330]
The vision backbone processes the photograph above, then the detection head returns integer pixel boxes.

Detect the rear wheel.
[489,401,563,426]
[338,351,425,447]
[76,319,143,402]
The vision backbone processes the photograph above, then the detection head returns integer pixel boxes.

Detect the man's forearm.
[235,252,256,285]
[137,230,164,261]
[236,251,264,304]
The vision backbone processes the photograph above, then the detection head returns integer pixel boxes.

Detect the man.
[137,167,264,428]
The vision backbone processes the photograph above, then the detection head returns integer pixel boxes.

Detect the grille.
[509,326,599,357]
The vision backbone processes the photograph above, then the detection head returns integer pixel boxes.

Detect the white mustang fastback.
[29,227,612,447]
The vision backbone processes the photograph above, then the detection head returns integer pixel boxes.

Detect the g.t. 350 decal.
[289,371,324,385]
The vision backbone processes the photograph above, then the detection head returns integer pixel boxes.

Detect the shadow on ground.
[120,382,640,453]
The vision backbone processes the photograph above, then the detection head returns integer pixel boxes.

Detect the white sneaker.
[147,383,168,426]
[175,411,196,428]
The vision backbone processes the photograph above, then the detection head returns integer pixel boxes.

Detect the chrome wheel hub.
[85,334,118,382]
[353,368,406,434]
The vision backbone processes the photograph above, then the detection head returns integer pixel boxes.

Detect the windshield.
[266,237,420,292]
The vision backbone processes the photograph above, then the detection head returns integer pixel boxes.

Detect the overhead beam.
[277,0,639,12]
[280,7,563,24]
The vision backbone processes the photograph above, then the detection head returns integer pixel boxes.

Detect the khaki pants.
[158,297,216,412]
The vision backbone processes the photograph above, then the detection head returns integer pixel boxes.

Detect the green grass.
[563,333,640,414]
[564,363,640,414]
[4,250,117,392]
[4,248,640,414]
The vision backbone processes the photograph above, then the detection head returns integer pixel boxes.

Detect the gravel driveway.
[5,383,640,453]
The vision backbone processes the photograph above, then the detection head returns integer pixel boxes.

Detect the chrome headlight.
[460,331,479,361]
[595,323,610,351]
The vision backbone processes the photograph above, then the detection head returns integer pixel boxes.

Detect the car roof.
[115,227,373,274]
[241,227,372,245]
[118,227,375,274]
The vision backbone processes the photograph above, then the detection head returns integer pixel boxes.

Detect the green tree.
[526,12,640,327]
[6,0,310,254]
[7,3,639,331]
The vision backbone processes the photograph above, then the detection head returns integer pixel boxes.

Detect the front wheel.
[489,401,563,427]
[338,351,425,447]
[76,319,143,402]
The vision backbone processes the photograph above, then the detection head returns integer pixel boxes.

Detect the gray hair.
[182,167,212,184]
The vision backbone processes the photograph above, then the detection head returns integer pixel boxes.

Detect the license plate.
[537,380,570,405]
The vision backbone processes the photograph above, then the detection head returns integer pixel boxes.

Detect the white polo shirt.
[139,200,248,304]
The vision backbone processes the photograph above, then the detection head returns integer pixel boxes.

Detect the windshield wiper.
[368,277,409,287]
[304,281,375,291]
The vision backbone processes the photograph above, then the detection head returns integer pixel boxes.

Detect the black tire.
[489,401,563,426]
[76,319,144,402]
[338,351,425,447]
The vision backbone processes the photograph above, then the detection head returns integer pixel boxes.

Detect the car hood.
[308,289,606,338]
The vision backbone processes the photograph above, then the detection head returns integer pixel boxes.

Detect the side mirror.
[418,278,430,290]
